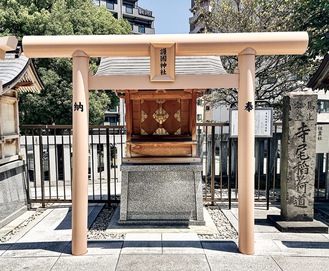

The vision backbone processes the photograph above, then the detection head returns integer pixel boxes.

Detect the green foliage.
[292,0,329,59]
[89,91,119,125]
[0,0,131,125]
[194,0,328,118]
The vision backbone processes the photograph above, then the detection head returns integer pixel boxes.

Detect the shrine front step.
[119,164,205,226]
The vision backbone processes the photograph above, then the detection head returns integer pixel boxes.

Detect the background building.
[93,0,155,125]
[93,0,155,34]
[190,0,229,123]
[189,0,213,34]
[307,53,329,122]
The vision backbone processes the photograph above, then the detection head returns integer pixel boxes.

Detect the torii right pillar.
[238,48,256,255]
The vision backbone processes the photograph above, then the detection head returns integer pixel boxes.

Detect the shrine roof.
[95,56,227,76]
[0,50,43,94]
[307,53,329,91]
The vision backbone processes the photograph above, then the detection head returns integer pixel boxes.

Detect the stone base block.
[0,160,27,228]
[267,215,329,233]
[119,164,205,226]
[118,219,205,226]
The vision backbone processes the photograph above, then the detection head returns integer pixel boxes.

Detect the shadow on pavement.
[282,241,329,249]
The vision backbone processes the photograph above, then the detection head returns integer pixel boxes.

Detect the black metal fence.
[197,122,329,207]
[20,125,125,206]
[20,123,328,207]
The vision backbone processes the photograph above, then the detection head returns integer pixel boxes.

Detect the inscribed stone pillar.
[280,93,317,221]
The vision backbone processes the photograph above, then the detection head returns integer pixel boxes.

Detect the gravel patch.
[88,204,238,241]
[87,203,125,240]
[0,209,46,243]
[198,206,238,240]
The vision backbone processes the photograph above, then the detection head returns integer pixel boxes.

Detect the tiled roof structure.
[96,56,227,76]
[0,52,43,94]
[307,53,329,91]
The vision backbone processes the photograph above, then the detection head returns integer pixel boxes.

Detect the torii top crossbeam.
[22,32,308,58]
[21,32,308,257]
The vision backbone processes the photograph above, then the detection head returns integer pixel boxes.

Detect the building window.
[205,106,210,111]
[197,99,203,106]
[126,4,133,14]
[105,116,119,125]
[106,0,115,10]
[138,25,145,33]
[318,100,329,113]
[197,114,203,121]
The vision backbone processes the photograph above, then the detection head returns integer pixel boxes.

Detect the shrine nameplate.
[150,42,175,82]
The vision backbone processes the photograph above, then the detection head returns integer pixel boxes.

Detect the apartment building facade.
[93,0,155,34]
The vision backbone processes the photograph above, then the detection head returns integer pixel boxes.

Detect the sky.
[138,0,191,34]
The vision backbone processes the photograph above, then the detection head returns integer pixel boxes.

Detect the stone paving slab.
[122,233,205,255]
[62,240,123,255]
[52,255,119,271]
[162,233,203,254]
[122,233,162,254]
[14,208,72,243]
[273,239,329,257]
[254,217,281,233]
[9,204,101,244]
[206,254,282,271]
[0,256,58,271]
[201,240,239,255]
[2,241,70,257]
[272,255,329,271]
[253,239,282,255]
[116,254,211,271]
[0,243,11,256]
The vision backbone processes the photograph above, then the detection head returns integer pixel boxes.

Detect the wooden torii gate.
[22,32,308,255]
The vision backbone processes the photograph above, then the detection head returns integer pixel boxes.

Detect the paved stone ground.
[0,203,329,270]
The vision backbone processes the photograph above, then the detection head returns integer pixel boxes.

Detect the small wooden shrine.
[117,88,204,163]
[0,50,42,164]
[97,54,226,225]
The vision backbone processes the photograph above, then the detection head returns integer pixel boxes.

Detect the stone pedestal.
[280,93,317,221]
[119,164,205,225]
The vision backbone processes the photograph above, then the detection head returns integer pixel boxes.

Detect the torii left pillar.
[72,50,89,255]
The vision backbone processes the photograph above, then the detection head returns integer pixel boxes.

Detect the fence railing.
[197,122,329,207]
[20,125,125,206]
[20,123,328,207]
